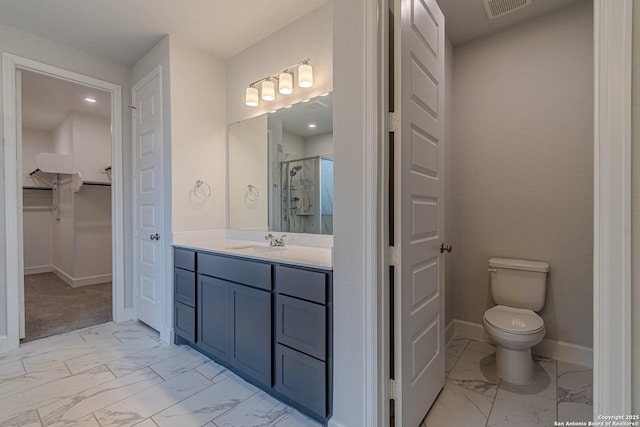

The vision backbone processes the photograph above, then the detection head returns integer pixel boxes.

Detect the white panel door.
[132,68,164,331]
[395,0,446,425]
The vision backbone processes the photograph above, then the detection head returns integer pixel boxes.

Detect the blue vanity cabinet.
[173,247,332,424]
[274,265,333,420]
[174,249,197,343]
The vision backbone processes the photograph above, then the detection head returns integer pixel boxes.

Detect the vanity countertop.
[172,237,333,271]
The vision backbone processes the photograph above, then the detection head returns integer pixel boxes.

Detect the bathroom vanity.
[172,241,333,423]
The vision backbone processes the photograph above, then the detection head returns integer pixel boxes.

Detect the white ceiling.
[0,0,330,66]
[21,70,111,132]
[273,93,333,138]
[437,0,585,45]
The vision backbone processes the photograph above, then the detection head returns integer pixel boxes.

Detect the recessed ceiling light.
[308,123,317,128]
[84,97,97,103]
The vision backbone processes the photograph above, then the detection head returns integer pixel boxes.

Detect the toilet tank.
[489,258,550,311]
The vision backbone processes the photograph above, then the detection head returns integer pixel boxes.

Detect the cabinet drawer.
[174,248,195,271]
[276,294,326,361]
[174,301,196,343]
[275,266,327,304]
[199,253,272,291]
[275,344,326,418]
[174,268,196,307]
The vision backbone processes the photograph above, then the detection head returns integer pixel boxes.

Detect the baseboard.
[52,266,111,287]
[0,335,8,353]
[161,325,172,344]
[451,318,593,368]
[24,265,53,275]
[445,319,456,344]
[123,307,135,321]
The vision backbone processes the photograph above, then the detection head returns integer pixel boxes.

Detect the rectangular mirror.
[229,93,333,235]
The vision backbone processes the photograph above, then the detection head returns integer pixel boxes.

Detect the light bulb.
[298,63,313,88]
[245,87,259,107]
[279,72,293,95]
[262,80,275,101]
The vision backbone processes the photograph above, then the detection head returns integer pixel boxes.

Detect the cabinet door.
[174,268,196,307]
[197,274,230,361]
[230,283,272,386]
[174,301,196,343]
[275,344,326,417]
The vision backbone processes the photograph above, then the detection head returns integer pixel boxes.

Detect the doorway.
[2,53,125,351]
[20,70,114,341]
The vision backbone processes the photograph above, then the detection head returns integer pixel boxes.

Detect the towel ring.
[246,184,259,202]
[194,180,212,200]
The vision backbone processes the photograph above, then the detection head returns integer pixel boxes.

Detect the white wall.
[74,186,111,279]
[304,132,333,158]
[169,36,227,232]
[53,114,73,155]
[52,180,75,279]
[451,1,594,347]
[71,112,111,183]
[332,0,372,424]
[0,23,132,337]
[283,130,305,159]
[632,0,640,413]
[226,2,333,125]
[22,190,53,272]
[228,115,269,230]
[22,128,54,186]
[22,128,55,273]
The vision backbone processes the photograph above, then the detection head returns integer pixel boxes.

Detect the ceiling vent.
[305,100,328,110]
[482,0,532,19]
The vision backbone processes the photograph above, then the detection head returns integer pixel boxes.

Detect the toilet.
[482,257,550,385]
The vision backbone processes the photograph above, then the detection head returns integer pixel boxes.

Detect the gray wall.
[450,0,594,347]
[632,0,640,413]
[0,24,132,340]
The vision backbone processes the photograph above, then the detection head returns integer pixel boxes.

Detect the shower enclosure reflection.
[228,93,333,235]
[281,156,333,234]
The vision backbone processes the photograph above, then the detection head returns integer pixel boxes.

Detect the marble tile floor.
[0,321,321,427]
[422,337,593,427]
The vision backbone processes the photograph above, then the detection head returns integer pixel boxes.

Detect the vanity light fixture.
[308,123,317,128]
[298,61,313,88]
[261,79,276,101]
[84,97,97,103]
[245,86,259,107]
[244,58,314,107]
[278,72,293,95]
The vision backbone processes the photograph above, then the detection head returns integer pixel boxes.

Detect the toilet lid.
[484,305,544,334]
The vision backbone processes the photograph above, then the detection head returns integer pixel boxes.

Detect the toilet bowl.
[483,305,545,385]
[483,258,549,386]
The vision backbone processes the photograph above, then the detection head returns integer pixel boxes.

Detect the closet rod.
[82,182,111,187]
[23,186,52,191]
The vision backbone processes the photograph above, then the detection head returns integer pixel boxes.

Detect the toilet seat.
[484,305,544,335]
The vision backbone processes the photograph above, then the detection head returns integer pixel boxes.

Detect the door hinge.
[389,112,399,133]
[388,246,399,267]
[389,378,398,400]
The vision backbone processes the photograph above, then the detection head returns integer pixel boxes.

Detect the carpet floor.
[23,272,112,342]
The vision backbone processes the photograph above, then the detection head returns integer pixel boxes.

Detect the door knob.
[440,243,452,253]
[150,233,160,241]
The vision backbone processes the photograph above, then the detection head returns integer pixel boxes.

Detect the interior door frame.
[2,53,125,351]
[374,0,634,423]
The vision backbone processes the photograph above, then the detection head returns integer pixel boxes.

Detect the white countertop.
[172,237,333,270]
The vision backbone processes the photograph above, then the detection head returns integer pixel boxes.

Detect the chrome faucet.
[265,233,287,247]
